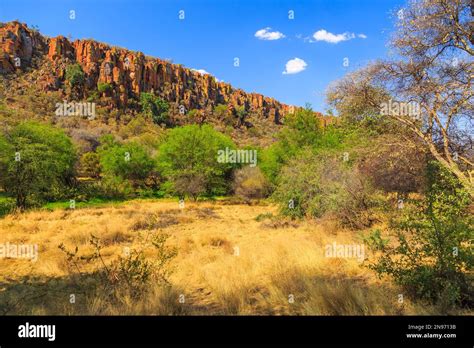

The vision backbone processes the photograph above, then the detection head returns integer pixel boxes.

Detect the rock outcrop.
[0,21,293,123]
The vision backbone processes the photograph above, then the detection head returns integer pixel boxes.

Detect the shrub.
[259,106,324,185]
[97,176,134,199]
[0,122,76,209]
[335,167,379,229]
[365,162,473,310]
[59,232,177,302]
[186,109,205,125]
[233,166,270,201]
[98,138,156,187]
[235,105,247,127]
[273,150,378,227]
[173,174,206,201]
[0,196,15,217]
[359,134,427,197]
[97,82,112,94]
[273,151,342,219]
[213,104,233,125]
[157,125,237,199]
[139,92,169,125]
[79,152,101,178]
[65,63,85,88]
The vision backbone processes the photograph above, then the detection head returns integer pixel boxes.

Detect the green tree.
[97,82,112,94]
[213,104,233,126]
[65,63,85,88]
[139,92,169,125]
[79,152,101,179]
[157,125,236,199]
[259,106,323,184]
[365,161,473,310]
[65,63,85,98]
[272,149,377,228]
[98,139,156,185]
[235,105,247,127]
[0,122,76,209]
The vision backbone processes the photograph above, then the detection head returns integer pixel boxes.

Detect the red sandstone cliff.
[0,21,292,123]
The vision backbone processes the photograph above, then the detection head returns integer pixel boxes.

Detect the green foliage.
[259,107,322,184]
[213,104,228,118]
[213,104,233,126]
[98,139,156,185]
[119,116,164,149]
[139,92,169,125]
[97,82,112,94]
[96,176,134,199]
[259,144,282,186]
[65,64,85,88]
[365,162,473,310]
[157,125,237,199]
[0,122,76,209]
[235,105,247,126]
[0,195,15,217]
[79,152,101,178]
[259,106,374,189]
[280,106,322,147]
[272,150,378,228]
[272,151,343,218]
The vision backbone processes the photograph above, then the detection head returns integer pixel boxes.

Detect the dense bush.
[273,150,378,228]
[65,64,85,88]
[97,82,112,94]
[97,136,156,187]
[139,92,169,125]
[79,152,101,178]
[365,162,473,310]
[259,107,322,185]
[0,122,76,209]
[233,166,270,202]
[358,134,427,197]
[157,125,237,199]
[213,104,233,126]
[0,196,15,217]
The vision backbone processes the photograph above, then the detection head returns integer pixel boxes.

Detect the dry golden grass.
[0,200,451,315]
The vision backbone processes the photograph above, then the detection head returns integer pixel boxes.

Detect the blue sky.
[0,0,406,111]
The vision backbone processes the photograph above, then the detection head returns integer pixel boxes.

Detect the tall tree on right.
[378,0,474,196]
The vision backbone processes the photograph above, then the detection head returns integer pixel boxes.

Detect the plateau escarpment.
[0,21,294,124]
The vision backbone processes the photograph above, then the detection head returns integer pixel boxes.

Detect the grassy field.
[0,199,466,315]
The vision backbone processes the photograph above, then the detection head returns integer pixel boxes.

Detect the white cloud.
[312,29,355,43]
[282,58,307,75]
[192,69,221,82]
[312,29,368,44]
[255,27,285,41]
[192,69,210,75]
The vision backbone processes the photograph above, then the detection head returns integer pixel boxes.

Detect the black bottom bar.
[0,316,472,346]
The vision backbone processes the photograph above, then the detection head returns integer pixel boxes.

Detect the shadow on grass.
[0,272,192,315]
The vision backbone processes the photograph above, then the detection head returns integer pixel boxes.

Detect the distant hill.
[0,21,335,146]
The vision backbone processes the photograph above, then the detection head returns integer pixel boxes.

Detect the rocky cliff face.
[0,21,291,123]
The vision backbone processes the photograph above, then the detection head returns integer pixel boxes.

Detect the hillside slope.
[0,21,292,123]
